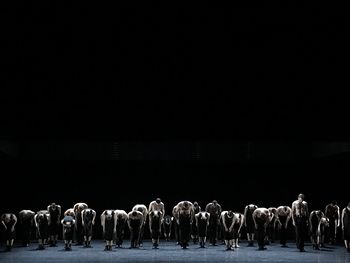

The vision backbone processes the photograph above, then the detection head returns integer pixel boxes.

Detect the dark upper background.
[1,3,350,218]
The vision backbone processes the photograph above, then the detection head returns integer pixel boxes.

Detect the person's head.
[269,207,277,214]
[227,211,234,218]
[248,204,256,210]
[298,193,305,202]
[156,198,161,204]
[132,211,138,217]
[347,202,350,209]
[260,211,268,219]
[51,203,57,209]
[212,200,217,206]
[183,201,189,208]
[331,200,337,206]
[105,210,113,220]
[193,201,198,207]
[3,214,10,223]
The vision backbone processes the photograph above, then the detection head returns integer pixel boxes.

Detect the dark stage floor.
[1,240,349,263]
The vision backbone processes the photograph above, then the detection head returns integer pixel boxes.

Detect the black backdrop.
[1,2,350,241]
[2,157,349,217]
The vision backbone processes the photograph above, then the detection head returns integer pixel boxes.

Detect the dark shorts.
[63,229,73,240]
[38,225,49,239]
[5,229,15,240]
[198,224,208,238]
[49,222,60,235]
[104,221,114,241]
[343,227,350,240]
[246,223,255,234]
[233,224,240,238]
[223,231,234,240]
[84,223,93,237]
[63,227,74,241]
[310,223,318,236]
[104,230,114,241]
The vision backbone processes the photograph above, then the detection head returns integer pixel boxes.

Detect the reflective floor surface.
[1,240,349,263]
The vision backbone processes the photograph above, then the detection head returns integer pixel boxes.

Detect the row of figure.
[0,199,164,251]
[1,195,350,253]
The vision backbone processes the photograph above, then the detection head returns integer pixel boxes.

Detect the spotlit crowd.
[2,194,350,254]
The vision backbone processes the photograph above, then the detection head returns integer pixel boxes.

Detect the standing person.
[148,198,165,218]
[34,210,50,250]
[341,202,350,253]
[317,216,329,248]
[172,205,180,245]
[244,204,258,246]
[176,201,194,249]
[205,200,222,246]
[61,214,75,251]
[1,213,17,251]
[132,204,148,247]
[114,210,128,248]
[266,207,277,244]
[309,210,324,250]
[73,202,88,245]
[191,201,201,244]
[127,210,144,248]
[47,203,61,247]
[148,198,164,248]
[81,208,96,247]
[18,210,35,247]
[195,211,210,248]
[233,212,244,248]
[101,210,115,251]
[325,200,340,244]
[252,208,270,251]
[291,193,309,252]
[149,210,163,248]
[275,206,292,247]
[63,208,75,242]
[162,215,172,241]
[221,211,237,251]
